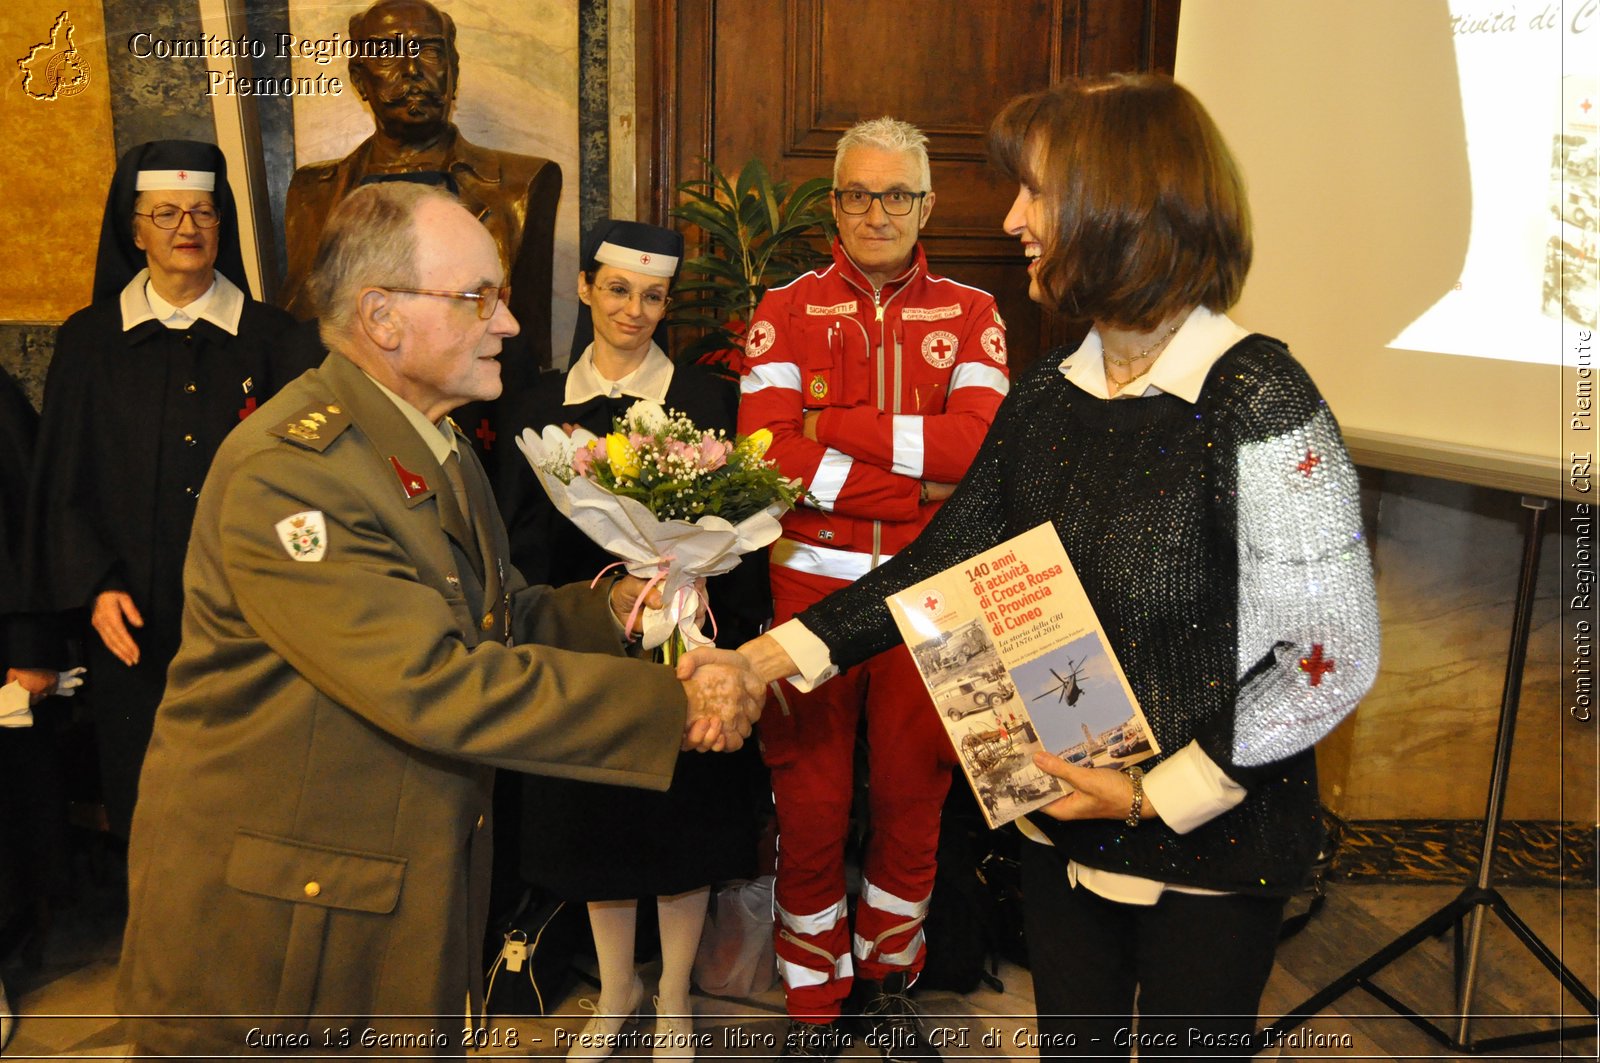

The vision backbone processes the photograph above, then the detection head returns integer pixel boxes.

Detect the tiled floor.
[3,873,1595,1061]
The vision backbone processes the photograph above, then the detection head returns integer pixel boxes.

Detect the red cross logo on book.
[1299,643,1335,686]
[1296,450,1322,477]
[476,418,496,450]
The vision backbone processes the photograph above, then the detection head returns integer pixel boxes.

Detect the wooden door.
[640,0,1180,370]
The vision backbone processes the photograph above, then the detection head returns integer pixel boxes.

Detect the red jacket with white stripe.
[738,240,1009,583]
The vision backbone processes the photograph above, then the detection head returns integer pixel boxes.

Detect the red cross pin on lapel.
[389,455,430,499]
[1299,643,1335,686]
[1296,450,1322,477]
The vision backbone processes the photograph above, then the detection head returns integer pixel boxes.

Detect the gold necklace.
[1102,320,1182,368]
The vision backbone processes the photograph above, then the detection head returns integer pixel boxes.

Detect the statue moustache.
[378,84,444,108]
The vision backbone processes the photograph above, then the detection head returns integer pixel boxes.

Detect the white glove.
[55,666,86,696]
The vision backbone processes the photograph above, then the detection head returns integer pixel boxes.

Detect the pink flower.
[572,440,599,477]
[698,434,731,472]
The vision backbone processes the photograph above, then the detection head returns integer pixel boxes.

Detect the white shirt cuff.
[1,681,35,727]
[1143,740,1247,835]
[767,619,838,692]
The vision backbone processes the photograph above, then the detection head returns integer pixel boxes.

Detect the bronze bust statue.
[279,0,560,381]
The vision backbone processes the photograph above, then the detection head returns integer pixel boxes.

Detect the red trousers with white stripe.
[760,563,958,1021]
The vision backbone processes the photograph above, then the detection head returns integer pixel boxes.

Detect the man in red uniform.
[737,117,1009,1061]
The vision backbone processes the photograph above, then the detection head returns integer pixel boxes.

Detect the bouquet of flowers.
[516,400,804,655]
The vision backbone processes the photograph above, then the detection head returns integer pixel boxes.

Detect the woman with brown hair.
[736,74,1380,1057]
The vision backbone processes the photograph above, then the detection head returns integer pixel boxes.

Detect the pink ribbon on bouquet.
[591,559,717,646]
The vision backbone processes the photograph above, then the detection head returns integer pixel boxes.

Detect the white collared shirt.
[1059,305,1250,401]
[563,342,673,405]
[118,268,245,336]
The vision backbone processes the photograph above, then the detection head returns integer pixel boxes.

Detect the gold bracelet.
[1125,765,1146,828]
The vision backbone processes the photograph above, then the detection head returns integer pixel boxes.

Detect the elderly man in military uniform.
[279,0,560,482]
[115,182,762,1057]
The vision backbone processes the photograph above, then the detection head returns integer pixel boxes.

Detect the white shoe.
[651,995,695,1059]
[567,976,644,1062]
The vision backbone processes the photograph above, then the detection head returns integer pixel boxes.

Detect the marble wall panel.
[103,0,213,150]
[287,0,579,362]
[578,0,609,239]
[606,0,636,222]
[0,324,59,409]
[2,0,119,321]
[1322,474,1586,823]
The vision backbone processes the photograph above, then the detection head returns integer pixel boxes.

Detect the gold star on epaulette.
[271,401,352,452]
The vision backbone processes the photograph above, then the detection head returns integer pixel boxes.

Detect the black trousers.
[1021,839,1286,1060]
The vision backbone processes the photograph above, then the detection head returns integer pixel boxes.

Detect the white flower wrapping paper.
[516,425,788,650]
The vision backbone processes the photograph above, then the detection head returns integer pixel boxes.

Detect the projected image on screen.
[1390,5,1596,365]
[1542,80,1598,329]
[1177,0,1590,490]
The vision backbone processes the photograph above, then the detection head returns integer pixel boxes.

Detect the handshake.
[610,576,800,755]
[670,634,800,753]
[672,648,765,753]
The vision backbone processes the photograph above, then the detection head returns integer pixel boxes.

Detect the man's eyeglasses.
[133,205,222,229]
[382,284,511,320]
[595,283,670,311]
[832,189,927,217]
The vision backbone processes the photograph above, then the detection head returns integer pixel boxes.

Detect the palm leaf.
[667,155,833,362]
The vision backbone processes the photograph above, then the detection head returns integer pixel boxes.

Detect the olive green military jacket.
[116,351,687,1055]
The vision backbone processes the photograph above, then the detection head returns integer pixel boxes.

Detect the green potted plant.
[668,158,835,370]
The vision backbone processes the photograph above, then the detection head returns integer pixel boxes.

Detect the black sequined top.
[799,335,1379,894]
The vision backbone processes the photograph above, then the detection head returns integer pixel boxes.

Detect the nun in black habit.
[26,140,321,838]
[496,220,768,1056]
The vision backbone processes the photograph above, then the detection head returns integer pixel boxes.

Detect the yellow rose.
[606,433,641,479]
[737,428,773,460]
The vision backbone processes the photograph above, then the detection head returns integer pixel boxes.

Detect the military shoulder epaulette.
[270,401,352,453]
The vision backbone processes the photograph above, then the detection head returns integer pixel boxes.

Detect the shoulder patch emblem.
[980,326,1008,365]
[276,510,327,562]
[922,330,958,369]
[745,319,776,359]
[902,304,962,322]
[805,301,857,316]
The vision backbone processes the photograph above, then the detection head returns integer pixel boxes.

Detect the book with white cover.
[885,522,1160,828]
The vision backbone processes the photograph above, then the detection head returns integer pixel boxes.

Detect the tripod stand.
[1265,495,1598,1053]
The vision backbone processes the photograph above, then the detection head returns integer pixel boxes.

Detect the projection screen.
[1175,0,1596,499]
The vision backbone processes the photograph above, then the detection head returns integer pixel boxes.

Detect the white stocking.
[655,887,710,1015]
[586,899,640,1012]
